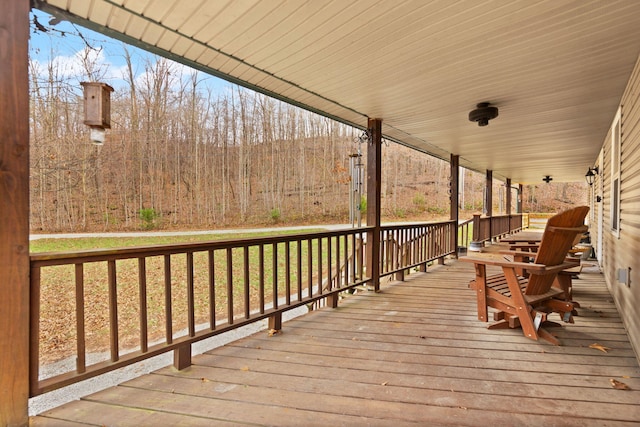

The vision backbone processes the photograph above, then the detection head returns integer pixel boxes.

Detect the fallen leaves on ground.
[589,343,611,353]
[610,379,631,390]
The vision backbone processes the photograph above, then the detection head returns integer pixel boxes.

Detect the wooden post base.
[174,344,192,370]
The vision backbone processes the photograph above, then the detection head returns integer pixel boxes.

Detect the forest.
[29,44,586,233]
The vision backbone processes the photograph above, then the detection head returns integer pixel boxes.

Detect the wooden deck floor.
[31,257,640,426]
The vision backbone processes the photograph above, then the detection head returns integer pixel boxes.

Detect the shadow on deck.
[31,257,640,426]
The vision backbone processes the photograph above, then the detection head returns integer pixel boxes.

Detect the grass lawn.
[30,229,322,253]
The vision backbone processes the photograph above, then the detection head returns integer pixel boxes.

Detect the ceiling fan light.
[469,102,499,126]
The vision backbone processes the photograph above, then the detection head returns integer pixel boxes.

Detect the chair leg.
[474,265,488,322]
[517,306,539,341]
[502,268,539,341]
[537,327,561,346]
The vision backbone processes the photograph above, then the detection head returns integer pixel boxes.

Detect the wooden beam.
[517,183,523,213]
[485,170,493,241]
[366,119,382,291]
[485,170,493,217]
[450,155,460,257]
[506,178,512,215]
[173,344,192,371]
[0,0,31,424]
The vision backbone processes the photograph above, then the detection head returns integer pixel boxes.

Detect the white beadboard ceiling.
[36,0,640,183]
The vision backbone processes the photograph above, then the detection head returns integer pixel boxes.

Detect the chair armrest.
[529,261,579,275]
[460,257,576,275]
[459,256,546,272]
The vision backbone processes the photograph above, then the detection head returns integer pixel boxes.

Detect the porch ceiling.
[36,0,640,184]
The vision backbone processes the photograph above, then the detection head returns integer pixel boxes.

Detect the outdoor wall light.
[585,166,599,186]
[543,175,553,183]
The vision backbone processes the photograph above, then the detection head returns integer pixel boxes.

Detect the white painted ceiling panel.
[122,15,148,40]
[37,0,640,183]
[86,1,113,26]
[119,0,149,15]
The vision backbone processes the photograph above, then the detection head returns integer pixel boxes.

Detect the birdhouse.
[81,82,114,129]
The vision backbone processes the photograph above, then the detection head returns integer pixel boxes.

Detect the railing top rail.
[30,226,374,266]
[475,213,520,219]
[380,220,455,231]
[458,218,474,226]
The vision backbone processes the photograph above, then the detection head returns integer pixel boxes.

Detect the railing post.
[326,293,339,308]
[268,312,282,332]
[366,118,382,291]
[472,214,481,242]
[1,1,30,424]
[173,344,192,370]
[470,214,483,252]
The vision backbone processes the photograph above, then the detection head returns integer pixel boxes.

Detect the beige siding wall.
[597,53,640,360]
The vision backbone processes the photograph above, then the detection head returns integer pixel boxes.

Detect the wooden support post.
[506,178,512,215]
[485,170,493,240]
[450,155,460,258]
[326,293,339,308]
[1,1,30,425]
[366,119,382,291]
[485,170,493,217]
[268,312,282,332]
[173,344,192,371]
[472,214,481,242]
[517,183,523,214]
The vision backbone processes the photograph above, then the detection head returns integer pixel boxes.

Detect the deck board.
[31,258,640,426]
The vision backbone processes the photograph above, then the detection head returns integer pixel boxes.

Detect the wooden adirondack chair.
[461,206,589,345]
[506,231,586,304]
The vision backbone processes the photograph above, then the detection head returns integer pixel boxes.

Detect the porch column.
[366,118,382,291]
[485,170,493,217]
[0,0,31,425]
[450,155,460,257]
[517,183,523,213]
[485,170,493,240]
[506,178,512,214]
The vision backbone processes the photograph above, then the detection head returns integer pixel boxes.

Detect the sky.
[29,9,231,95]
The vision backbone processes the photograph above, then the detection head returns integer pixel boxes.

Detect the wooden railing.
[379,221,456,279]
[29,228,370,396]
[29,221,457,397]
[471,214,523,243]
[457,218,474,250]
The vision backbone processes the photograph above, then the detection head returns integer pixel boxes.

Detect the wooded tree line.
[28,46,582,232]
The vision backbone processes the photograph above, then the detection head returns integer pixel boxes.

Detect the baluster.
[75,264,86,373]
[108,260,119,362]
